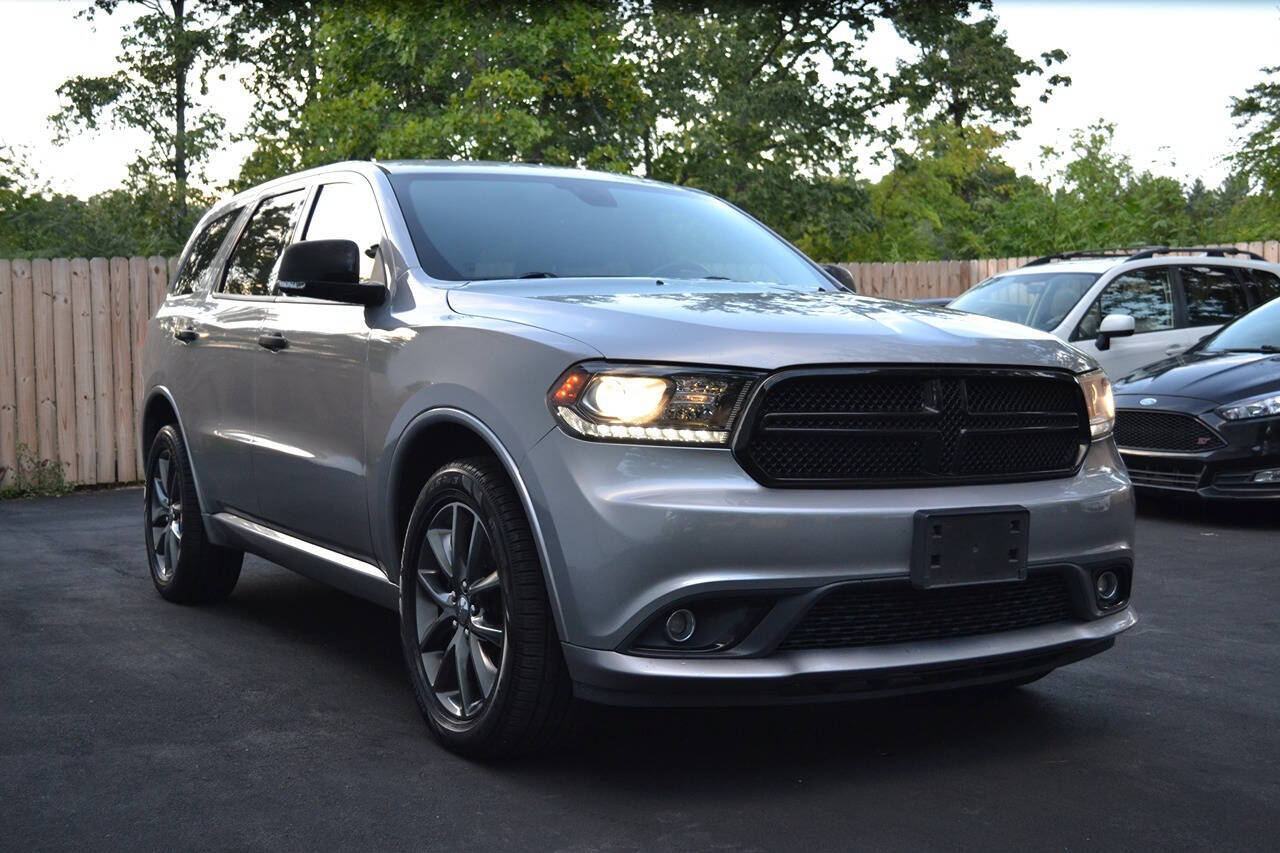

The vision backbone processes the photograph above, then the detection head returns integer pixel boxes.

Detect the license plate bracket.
[910,506,1030,589]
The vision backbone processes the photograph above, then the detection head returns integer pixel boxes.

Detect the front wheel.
[399,458,573,758]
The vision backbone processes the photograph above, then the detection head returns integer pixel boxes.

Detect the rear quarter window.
[172,209,239,295]
[1240,267,1280,306]
[1180,265,1247,326]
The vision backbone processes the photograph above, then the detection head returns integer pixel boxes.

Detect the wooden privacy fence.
[3,240,1280,489]
[0,256,178,490]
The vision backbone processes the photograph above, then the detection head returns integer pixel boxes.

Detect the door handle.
[173,327,198,343]
[1164,345,1185,355]
[257,333,290,351]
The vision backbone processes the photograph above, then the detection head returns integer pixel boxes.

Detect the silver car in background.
[140,161,1135,757]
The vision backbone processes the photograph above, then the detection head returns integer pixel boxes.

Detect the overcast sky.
[1,0,1277,198]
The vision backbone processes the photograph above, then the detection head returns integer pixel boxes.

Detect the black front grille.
[1121,454,1205,491]
[779,574,1077,651]
[1114,410,1224,452]
[736,370,1087,486]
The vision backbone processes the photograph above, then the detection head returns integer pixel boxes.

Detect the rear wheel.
[144,425,243,604]
[400,458,573,758]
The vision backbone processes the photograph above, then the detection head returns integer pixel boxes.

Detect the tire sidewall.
[399,464,520,748]
[143,425,185,594]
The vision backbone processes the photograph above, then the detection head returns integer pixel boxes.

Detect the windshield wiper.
[1213,345,1280,353]
[517,271,557,279]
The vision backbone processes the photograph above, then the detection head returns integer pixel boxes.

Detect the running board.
[207,512,399,610]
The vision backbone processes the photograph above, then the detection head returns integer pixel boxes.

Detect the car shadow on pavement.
[216,560,1110,785]
[1134,493,1280,528]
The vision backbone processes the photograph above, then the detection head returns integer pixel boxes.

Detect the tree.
[51,0,231,243]
[891,13,1070,131]
[230,0,644,186]
[221,0,322,188]
[1231,63,1280,196]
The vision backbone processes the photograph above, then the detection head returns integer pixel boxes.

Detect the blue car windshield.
[1201,296,1280,352]
[949,272,1100,331]
[388,171,828,289]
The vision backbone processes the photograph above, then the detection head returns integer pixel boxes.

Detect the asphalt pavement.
[1,488,1277,851]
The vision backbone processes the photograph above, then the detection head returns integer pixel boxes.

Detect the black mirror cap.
[821,263,857,293]
[279,239,360,284]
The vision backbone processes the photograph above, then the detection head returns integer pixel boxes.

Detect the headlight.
[549,362,760,445]
[1217,393,1280,421]
[1078,369,1115,439]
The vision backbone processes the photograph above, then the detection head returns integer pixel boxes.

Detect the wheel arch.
[383,407,565,639]
[139,387,210,510]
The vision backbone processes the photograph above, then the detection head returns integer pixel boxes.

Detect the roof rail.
[1023,245,1269,267]
[1023,249,1141,267]
[1123,246,1267,262]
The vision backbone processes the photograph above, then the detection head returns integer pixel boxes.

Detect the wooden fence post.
[0,261,14,487]
[70,259,96,485]
[89,258,115,483]
[11,260,36,465]
[110,258,136,483]
[52,259,77,484]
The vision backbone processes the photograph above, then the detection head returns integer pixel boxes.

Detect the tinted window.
[1240,267,1280,307]
[388,172,828,288]
[1181,265,1246,326]
[948,272,1098,331]
[220,189,307,296]
[173,209,238,295]
[303,182,385,282]
[1201,296,1280,353]
[1076,268,1174,338]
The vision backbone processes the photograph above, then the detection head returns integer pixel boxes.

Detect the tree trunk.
[172,0,188,229]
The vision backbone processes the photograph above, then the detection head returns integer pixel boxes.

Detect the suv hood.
[446,279,1094,372]
[1114,350,1280,406]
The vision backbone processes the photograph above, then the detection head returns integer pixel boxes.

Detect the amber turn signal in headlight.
[548,362,760,445]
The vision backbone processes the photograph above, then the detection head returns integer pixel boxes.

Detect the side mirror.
[1094,313,1135,351]
[821,263,857,293]
[277,239,386,306]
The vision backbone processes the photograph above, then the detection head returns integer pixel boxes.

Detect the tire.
[399,458,574,758]
[144,424,243,604]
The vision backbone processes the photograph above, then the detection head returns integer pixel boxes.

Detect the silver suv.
[141,161,1136,757]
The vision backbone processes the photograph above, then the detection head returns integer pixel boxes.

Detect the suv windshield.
[949,271,1100,331]
[388,171,828,288]
[1201,296,1280,353]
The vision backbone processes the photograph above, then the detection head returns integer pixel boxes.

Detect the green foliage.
[1232,64,1280,197]
[0,444,73,500]
[0,145,201,257]
[234,0,644,186]
[892,13,1070,131]
[12,1,1280,265]
[51,0,230,245]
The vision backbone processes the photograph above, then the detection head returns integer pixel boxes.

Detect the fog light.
[1095,571,1120,603]
[1253,468,1280,483]
[664,609,696,643]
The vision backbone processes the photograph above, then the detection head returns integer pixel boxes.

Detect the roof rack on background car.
[1123,246,1267,261]
[1024,246,1267,267]
[1024,249,1143,266]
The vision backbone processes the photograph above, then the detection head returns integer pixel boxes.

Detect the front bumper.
[565,609,1135,706]
[521,430,1135,702]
